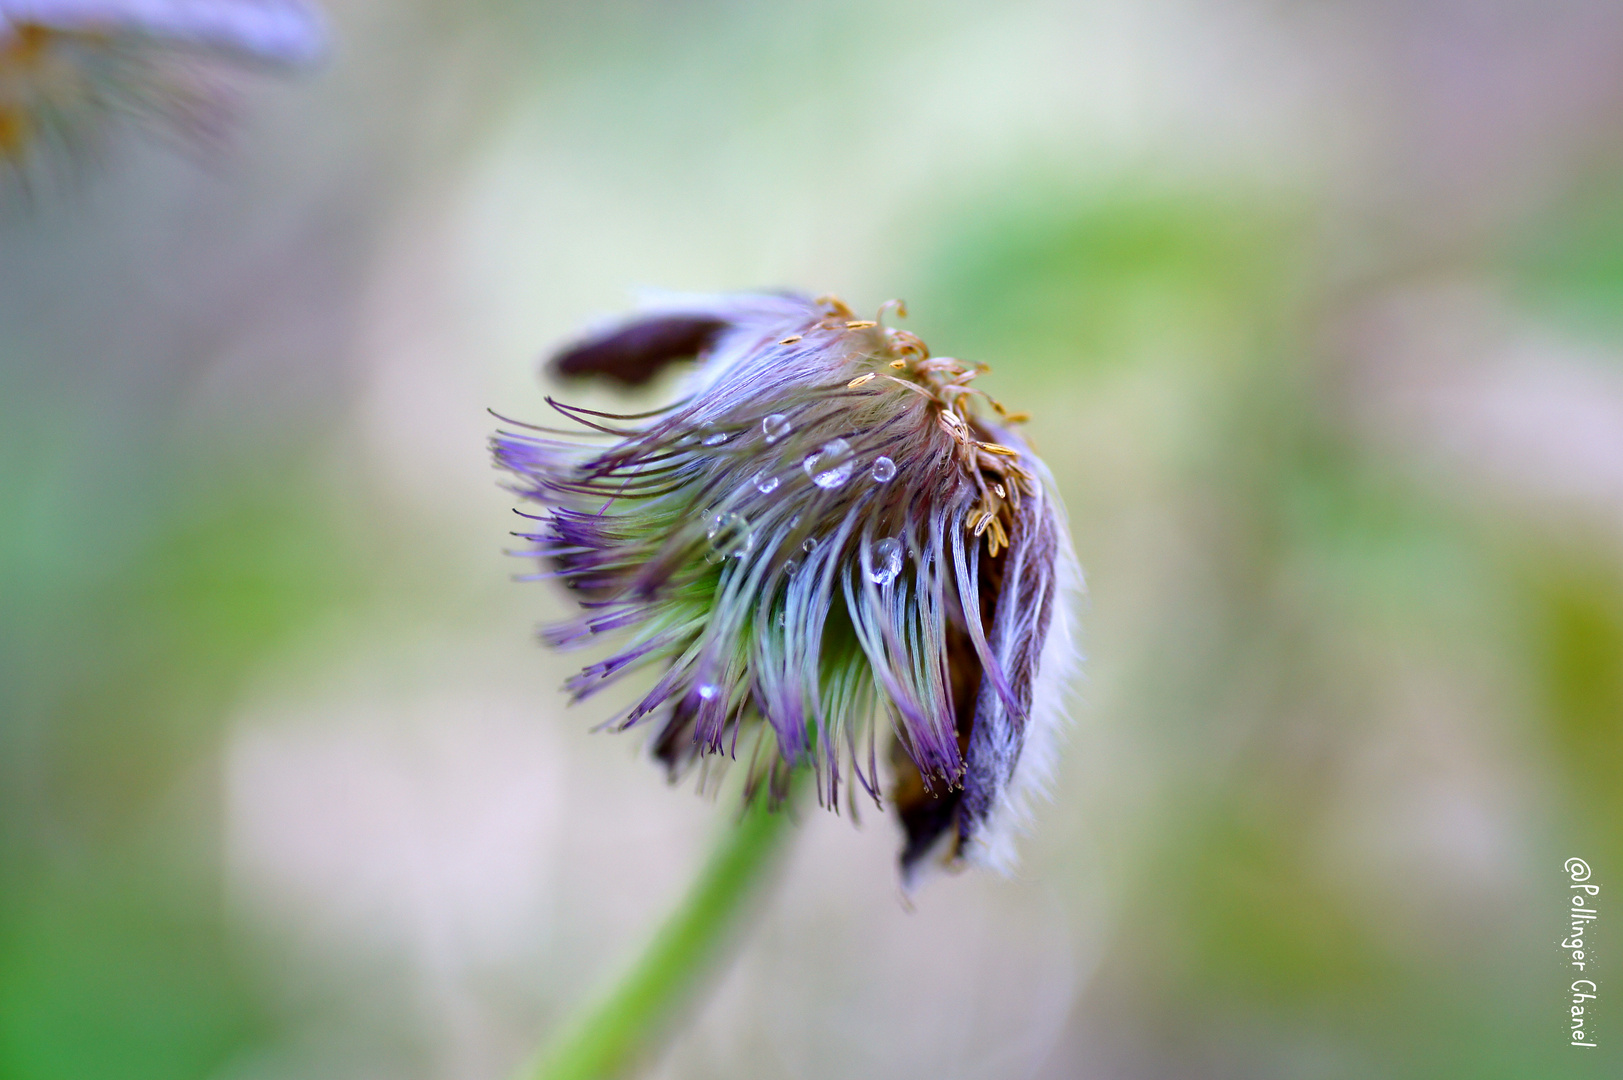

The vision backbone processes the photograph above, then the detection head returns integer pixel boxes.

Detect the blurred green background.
[3,1,1622,1077]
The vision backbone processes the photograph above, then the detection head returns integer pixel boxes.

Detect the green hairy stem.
[520,779,802,1080]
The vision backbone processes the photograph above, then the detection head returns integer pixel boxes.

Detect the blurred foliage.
[1521,543,1623,877]
[910,182,1304,380]
[0,462,367,1080]
[1512,169,1623,344]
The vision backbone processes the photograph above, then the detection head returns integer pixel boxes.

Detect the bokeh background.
[4,1,1623,1077]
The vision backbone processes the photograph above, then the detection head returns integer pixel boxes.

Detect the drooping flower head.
[1,0,325,180]
[495,293,1079,881]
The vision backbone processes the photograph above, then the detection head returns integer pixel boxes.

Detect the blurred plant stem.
[521,775,804,1080]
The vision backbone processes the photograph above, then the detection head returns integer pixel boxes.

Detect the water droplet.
[871,455,897,482]
[706,512,755,560]
[803,438,855,489]
[802,537,817,553]
[752,470,779,495]
[701,425,729,446]
[762,414,791,443]
[868,537,903,586]
[776,610,788,627]
[783,558,798,577]
[696,683,720,701]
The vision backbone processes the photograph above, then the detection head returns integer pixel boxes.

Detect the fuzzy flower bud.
[495,293,1079,881]
[1,0,325,177]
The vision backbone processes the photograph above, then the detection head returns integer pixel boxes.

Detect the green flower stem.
[521,780,803,1080]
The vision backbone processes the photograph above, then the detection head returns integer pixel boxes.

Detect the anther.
[845,320,877,330]
[847,373,876,388]
[888,359,907,369]
[815,295,854,318]
[779,335,803,345]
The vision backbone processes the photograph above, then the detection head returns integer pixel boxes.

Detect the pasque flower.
[496,293,1078,881]
[1,0,324,175]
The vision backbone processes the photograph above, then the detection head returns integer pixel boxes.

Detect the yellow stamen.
[844,320,877,330]
[846,373,876,388]
[888,359,907,369]
[778,334,802,345]
[0,107,31,159]
[881,374,933,398]
[5,24,56,66]
[986,518,1009,556]
[975,441,1019,457]
[814,295,854,318]
[885,328,929,360]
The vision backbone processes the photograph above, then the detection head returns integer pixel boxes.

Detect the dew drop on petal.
[696,683,720,701]
[871,455,897,482]
[706,512,755,559]
[762,414,791,443]
[776,610,787,627]
[802,537,817,553]
[803,438,855,489]
[700,424,729,446]
[783,558,798,577]
[753,470,779,494]
[868,537,903,586]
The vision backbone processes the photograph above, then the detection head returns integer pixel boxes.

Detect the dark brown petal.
[892,750,963,875]
[548,315,728,387]
[894,621,981,880]
[651,696,700,779]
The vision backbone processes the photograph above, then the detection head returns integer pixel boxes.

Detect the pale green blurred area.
[3,1,1623,1077]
